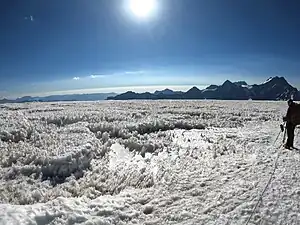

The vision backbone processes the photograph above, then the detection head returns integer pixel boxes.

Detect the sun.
[128,0,157,19]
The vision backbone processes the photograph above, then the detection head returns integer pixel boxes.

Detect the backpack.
[290,103,300,125]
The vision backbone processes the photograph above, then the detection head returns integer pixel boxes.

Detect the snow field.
[0,100,299,224]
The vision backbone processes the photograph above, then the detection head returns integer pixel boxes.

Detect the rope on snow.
[245,127,284,225]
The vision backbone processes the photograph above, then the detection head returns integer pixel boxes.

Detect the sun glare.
[128,0,157,19]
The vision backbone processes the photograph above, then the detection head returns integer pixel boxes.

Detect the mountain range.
[0,93,116,104]
[108,77,300,101]
[1,77,299,103]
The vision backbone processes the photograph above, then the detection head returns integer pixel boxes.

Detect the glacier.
[0,100,299,225]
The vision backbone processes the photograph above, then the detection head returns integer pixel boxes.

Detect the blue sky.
[0,0,300,98]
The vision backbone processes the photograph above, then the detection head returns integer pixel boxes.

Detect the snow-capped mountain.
[263,77,274,84]
[250,76,298,100]
[109,76,298,101]
[234,81,248,86]
[216,80,249,100]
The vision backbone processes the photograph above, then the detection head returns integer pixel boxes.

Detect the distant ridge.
[1,77,299,103]
[0,93,117,104]
[108,77,300,101]
[154,88,183,96]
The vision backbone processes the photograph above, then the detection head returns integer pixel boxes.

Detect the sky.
[0,0,300,98]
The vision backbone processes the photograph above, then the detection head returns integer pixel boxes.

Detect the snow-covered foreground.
[0,100,299,225]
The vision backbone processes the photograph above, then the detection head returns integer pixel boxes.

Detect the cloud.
[90,74,106,79]
[70,70,146,81]
[89,71,144,79]
[124,70,145,75]
[24,15,34,22]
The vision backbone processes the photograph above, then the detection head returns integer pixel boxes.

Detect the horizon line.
[3,85,210,99]
[2,76,300,99]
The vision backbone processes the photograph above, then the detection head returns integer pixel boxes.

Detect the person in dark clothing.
[283,99,299,149]
[285,121,296,149]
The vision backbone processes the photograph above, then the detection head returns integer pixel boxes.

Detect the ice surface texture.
[0,100,299,225]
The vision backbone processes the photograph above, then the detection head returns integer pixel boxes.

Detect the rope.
[245,129,283,225]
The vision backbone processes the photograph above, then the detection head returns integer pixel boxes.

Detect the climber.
[283,99,300,149]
